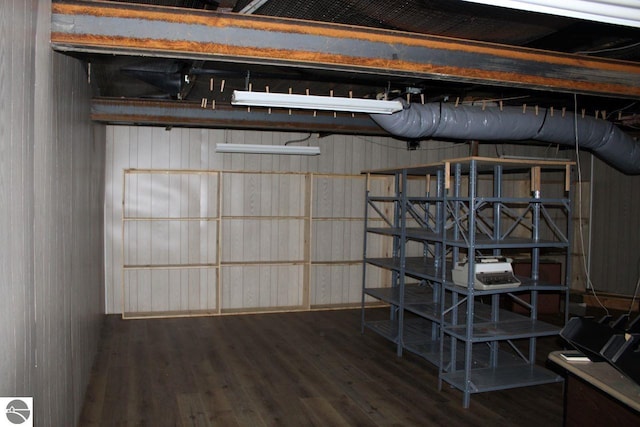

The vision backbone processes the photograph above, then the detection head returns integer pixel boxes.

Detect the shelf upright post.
[435,169,444,272]
[361,173,371,334]
[452,163,461,267]
[396,170,408,357]
[462,159,478,408]
[424,173,431,260]
[492,164,503,258]
[437,166,447,391]
[389,172,402,326]
[434,169,444,344]
[424,172,436,342]
[529,166,542,362]
[447,162,463,379]
[564,165,574,324]
[490,164,503,368]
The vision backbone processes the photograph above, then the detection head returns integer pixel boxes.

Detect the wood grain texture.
[0,0,37,401]
[106,129,443,314]
[0,1,105,427]
[565,374,640,427]
[590,158,640,296]
[79,309,565,427]
[105,128,571,315]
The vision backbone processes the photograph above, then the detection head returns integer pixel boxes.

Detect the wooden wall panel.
[105,128,574,314]
[221,219,305,262]
[0,0,36,402]
[32,51,105,427]
[311,264,364,306]
[122,170,219,317]
[0,1,105,426]
[312,221,365,262]
[221,265,304,311]
[590,158,640,296]
[123,220,218,265]
[124,268,217,315]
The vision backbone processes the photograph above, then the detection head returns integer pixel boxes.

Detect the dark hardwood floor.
[79,308,567,426]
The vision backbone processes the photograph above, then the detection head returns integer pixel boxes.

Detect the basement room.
[2,1,640,426]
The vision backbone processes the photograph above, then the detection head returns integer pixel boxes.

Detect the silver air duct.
[370,102,640,174]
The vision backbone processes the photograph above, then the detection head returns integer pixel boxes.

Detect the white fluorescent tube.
[215,143,320,155]
[239,0,270,14]
[462,0,640,28]
[231,90,404,114]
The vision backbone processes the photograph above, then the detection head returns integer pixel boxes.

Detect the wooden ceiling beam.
[52,1,640,99]
[91,98,388,135]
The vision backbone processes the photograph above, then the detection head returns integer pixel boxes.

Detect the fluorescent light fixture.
[215,143,320,155]
[461,0,640,28]
[239,0,270,14]
[231,90,404,114]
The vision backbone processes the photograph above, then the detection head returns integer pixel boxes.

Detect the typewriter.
[451,256,521,290]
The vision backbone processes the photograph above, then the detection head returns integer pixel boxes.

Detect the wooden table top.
[549,350,640,412]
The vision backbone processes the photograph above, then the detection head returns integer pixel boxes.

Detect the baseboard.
[583,292,638,313]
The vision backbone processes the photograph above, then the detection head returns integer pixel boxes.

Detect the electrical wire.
[354,135,462,152]
[576,41,640,55]
[628,257,640,317]
[573,93,609,316]
[284,133,313,146]
[353,135,407,150]
[494,144,503,158]
[606,101,637,120]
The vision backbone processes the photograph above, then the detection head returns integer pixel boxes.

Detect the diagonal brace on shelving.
[405,200,439,232]
[445,201,471,246]
[507,292,533,312]
[474,201,500,238]
[499,203,535,240]
[505,340,531,364]
[368,199,395,228]
[445,201,500,244]
[442,296,469,317]
[405,201,430,228]
[539,204,569,243]
[498,202,569,243]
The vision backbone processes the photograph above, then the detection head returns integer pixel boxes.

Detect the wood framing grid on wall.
[121,169,392,319]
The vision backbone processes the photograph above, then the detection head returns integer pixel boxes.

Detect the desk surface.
[549,350,640,412]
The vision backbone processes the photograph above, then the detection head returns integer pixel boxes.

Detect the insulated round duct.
[370,102,640,174]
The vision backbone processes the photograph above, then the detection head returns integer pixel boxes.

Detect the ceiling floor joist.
[52,1,640,99]
[91,98,388,135]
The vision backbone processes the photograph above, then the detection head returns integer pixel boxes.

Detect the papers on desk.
[560,351,591,362]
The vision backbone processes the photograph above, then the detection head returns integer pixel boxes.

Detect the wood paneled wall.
[105,128,469,314]
[0,1,106,426]
[105,126,568,315]
[0,0,37,402]
[590,157,640,296]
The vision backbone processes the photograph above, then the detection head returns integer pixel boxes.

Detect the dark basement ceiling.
[53,0,640,135]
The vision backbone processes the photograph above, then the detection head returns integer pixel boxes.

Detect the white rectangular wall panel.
[122,170,220,317]
[221,265,304,310]
[105,127,564,314]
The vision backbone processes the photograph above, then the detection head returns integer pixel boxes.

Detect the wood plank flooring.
[79,309,566,426]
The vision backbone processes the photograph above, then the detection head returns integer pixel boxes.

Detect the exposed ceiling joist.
[52,1,640,100]
[91,98,387,134]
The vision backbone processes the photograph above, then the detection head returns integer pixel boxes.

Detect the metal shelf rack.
[361,156,573,407]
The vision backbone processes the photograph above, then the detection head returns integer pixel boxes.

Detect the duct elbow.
[370,102,640,175]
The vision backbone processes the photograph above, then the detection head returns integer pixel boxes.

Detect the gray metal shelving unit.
[361,156,574,407]
[361,163,445,361]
